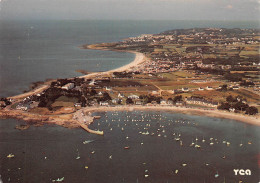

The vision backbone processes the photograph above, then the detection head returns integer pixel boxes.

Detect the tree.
[38,100,47,107]
[173,95,182,103]
[220,84,228,91]
[245,106,258,115]
[103,92,112,101]
[226,95,237,103]
[90,89,97,96]
[217,102,231,111]
[233,102,249,111]
[126,98,134,104]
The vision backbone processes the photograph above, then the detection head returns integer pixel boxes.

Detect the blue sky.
[0,0,259,20]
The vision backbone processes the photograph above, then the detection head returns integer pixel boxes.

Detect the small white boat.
[180,141,183,146]
[76,155,80,160]
[195,144,201,148]
[202,136,205,143]
[83,140,94,144]
[190,139,195,146]
[7,153,15,158]
[56,177,65,182]
[226,142,230,146]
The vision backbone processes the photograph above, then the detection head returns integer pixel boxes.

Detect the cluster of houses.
[112,28,259,75]
[185,97,218,108]
[15,96,39,111]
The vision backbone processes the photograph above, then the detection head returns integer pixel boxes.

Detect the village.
[0,28,259,119]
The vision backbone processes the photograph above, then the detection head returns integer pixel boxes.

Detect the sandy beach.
[79,45,146,79]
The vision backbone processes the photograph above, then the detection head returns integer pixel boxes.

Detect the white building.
[62,83,74,90]
[128,94,139,99]
[206,86,213,90]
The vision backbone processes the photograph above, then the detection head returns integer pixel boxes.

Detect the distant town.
[0,28,259,131]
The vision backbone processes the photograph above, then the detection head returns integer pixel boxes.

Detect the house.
[206,86,213,90]
[229,108,236,112]
[62,83,74,90]
[98,91,103,96]
[198,87,204,91]
[176,101,184,106]
[118,93,125,98]
[167,100,173,105]
[99,101,109,106]
[16,103,31,111]
[160,99,167,105]
[128,94,139,99]
[151,91,159,95]
[112,98,121,104]
[74,103,82,107]
[105,86,112,91]
[232,86,240,90]
[185,97,218,108]
[89,80,96,86]
[135,100,143,105]
[182,88,189,92]
[151,101,158,105]
[89,101,98,106]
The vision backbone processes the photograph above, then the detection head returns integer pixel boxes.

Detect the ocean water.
[0,111,259,183]
[0,20,259,182]
[0,20,259,97]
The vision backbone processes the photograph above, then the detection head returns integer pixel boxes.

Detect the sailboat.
[226,142,230,146]
[7,153,15,158]
[76,151,80,160]
[190,139,195,146]
[214,171,219,178]
[195,141,201,148]
[202,136,205,143]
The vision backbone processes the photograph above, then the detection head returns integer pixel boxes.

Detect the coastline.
[79,44,146,79]
[1,43,259,135]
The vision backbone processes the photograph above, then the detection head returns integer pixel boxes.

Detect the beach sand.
[80,46,146,79]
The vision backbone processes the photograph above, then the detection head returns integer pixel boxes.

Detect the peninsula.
[1,28,260,134]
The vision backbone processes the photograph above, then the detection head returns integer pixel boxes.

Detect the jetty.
[73,110,104,135]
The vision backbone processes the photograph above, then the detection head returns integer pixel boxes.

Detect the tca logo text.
[233,169,251,176]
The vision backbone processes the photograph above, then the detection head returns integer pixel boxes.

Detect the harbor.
[1,111,259,182]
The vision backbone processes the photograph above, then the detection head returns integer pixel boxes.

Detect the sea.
[0,20,259,182]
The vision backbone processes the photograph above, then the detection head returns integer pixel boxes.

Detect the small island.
[1,28,259,134]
